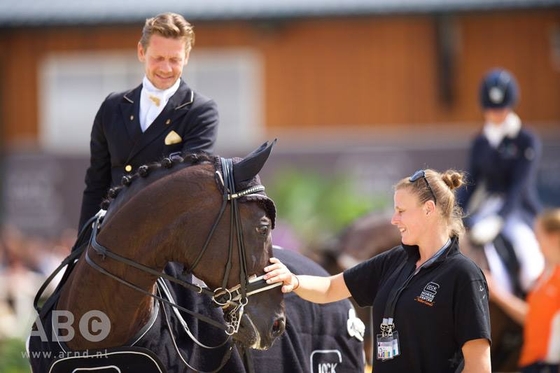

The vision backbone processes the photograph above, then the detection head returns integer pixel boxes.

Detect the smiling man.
[78,12,219,230]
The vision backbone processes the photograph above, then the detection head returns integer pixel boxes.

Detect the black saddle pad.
[48,346,166,373]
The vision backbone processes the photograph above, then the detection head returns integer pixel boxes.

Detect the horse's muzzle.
[234,310,286,350]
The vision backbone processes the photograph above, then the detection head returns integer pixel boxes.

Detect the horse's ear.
[233,139,277,186]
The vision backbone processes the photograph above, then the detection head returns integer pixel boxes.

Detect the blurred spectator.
[0,225,71,340]
[486,208,560,373]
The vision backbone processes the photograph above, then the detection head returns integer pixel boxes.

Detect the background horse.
[315,210,523,372]
[28,141,286,373]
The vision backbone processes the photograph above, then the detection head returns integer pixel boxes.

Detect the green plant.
[0,338,32,373]
[266,167,390,250]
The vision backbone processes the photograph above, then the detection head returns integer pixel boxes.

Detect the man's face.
[137,34,189,90]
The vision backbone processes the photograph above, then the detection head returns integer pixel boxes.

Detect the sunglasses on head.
[409,170,437,205]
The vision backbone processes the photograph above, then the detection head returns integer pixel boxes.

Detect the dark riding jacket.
[457,126,542,226]
[79,80,218,229]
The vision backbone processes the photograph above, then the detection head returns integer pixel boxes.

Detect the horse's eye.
[257,225,269,236]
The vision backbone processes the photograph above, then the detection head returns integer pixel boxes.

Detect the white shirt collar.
[139,77,181,132]
[141,76,181,106]
[482,112,521,148]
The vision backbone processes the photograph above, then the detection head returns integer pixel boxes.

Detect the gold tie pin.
[149,95,161,107]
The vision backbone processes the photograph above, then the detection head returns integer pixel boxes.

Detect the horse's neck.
[57,245,161,350]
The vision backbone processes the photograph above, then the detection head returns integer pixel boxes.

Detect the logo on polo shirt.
[415,281,440,306]
[311,350,341,373]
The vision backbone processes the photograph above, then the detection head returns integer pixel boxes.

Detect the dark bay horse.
[28,141,286,373]
[316,211,522,373]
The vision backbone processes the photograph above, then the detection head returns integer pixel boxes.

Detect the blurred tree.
[0,338,31,373]
[267,168,390,253]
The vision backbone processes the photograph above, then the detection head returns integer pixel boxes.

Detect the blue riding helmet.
[479,68,519,109]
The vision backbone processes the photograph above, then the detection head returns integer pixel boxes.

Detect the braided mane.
[100,152,214,210]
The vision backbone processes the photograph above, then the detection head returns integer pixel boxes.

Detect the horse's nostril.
[271,317,286,337]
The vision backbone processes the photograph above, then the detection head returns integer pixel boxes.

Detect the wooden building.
[0,0,559,235]
[0,0,559,152]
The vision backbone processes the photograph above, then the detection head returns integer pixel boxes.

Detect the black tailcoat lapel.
[119,85,143,143]
[127,82,194,160]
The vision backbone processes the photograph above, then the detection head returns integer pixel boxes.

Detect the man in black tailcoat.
[79,12,218,230]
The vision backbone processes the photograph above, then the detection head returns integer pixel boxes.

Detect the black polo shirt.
[344,237,491,373]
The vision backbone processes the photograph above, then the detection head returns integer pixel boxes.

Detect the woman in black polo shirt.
[265,169,491,373]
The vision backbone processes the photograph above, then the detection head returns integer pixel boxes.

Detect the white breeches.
[472,197,544,293]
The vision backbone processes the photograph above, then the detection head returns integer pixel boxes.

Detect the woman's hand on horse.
[265,258,299,293]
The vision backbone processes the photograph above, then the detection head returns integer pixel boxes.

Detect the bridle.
[84,156,282,336]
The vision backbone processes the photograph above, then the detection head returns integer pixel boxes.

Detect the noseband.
[85,157,281,336]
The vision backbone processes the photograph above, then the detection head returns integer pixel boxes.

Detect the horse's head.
[185,139,286,350]
[98,140,285,350]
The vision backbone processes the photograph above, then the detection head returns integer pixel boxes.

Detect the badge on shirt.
[376,331,401,361]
